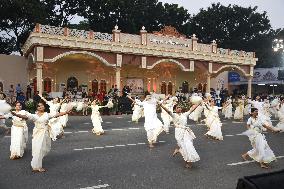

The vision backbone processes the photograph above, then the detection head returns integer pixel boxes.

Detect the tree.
[78,0,190,34]
[188,3,278,67]
[0,0,48,55]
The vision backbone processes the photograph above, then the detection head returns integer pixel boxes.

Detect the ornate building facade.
[22,24,257,97]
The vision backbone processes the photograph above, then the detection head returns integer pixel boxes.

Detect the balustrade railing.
[32,24,255,58]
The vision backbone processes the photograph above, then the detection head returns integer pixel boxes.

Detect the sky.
[71,0,284,29]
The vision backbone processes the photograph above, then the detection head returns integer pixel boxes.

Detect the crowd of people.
[1,83,284,172]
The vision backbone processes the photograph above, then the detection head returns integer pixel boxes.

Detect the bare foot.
[260,163,269,169]
[241,154,248,161]
[185,162,192,169]
[149,143,154,148]
[172,149,179,157]
[32,168,46,173]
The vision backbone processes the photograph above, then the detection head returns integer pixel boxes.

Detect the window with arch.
[92,79,98,93]
[100,80,107,93]
[44,78,52,93]
[182,81,189,93]
[161,81,167,94]
[0,81,3,92]
[167,82,173,95]
[67,77,78,90]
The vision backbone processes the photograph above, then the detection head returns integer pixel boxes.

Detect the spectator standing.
[15,84,22,98]
[26,85,32,100]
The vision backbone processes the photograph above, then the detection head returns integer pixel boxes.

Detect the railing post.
[112,25,121,42]
[35,23,41,33]
[211,40,217,53]
[140,26,147,45]
[192,34,198,51]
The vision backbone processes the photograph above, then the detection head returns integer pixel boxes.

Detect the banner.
[229,68,280,84]
[126,78,144,94]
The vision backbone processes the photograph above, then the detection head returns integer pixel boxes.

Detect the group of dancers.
[0,92,283,172]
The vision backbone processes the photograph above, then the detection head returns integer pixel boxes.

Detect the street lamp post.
[272,39,284,52]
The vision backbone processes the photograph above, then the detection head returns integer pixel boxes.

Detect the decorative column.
[140,26,147,45]
[192,34,198,51]
[112,25,121,42]
[115,68,121,93]
[36,63,43,95]
[206,74,211,93]
[247,76,252,98]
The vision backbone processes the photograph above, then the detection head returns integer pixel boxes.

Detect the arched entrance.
[44,77,52,93]
[92,79,98,93]
[182,81,189,93]
[100,80,107,92]
[67,76,78,91]
[161,81,166,94]
[168,82,173,95]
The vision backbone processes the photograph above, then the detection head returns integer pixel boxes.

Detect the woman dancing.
[0,102,28,160]
[241,108,280,169]
[11,101,70,172]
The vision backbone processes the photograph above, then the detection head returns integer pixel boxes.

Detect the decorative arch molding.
[212,65,250,78]
[44,51,115,67]
[147,59,190,71]
[28,53,35,64]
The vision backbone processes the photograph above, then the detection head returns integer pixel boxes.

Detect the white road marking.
[4,136,11,138]
[80,184,110,189]
[232,121,244,123]
[84,148,94,150]
[111,128,126,131]
[73,141,166,151]
[115,144,126,147]
[227,155,284,166]
[225,135,234,137]
[64,132,72,134]
[127,121,132,122]
[116,117,123,119]
[83,122,91,125]
[128,128,140,130]
[105,122,112,124]
[77,131,89,133]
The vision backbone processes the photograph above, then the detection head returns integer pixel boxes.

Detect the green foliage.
[0,1,282,67]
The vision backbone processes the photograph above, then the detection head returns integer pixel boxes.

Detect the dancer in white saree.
[11,102,70,172]
[91,99,106,135]
[204,99,223,140]
[223,97,233,119]
[0,102,28,159]
[0,100,11,134]
[131,97,144,123]
[276,97,284,131]
[161,96,177,134]
[234,97,244,121]
[241,108,280,169]
[39,95,64,141]
[160,100,201,168]
[128,94,163,148]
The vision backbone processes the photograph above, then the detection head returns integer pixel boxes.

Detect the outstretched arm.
[10,111,28,120]
[159,103,174,118]
[39,94,48,103]
[53,110,72,119]
[263,124,280,133]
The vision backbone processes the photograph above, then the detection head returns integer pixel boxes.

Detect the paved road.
[0,115,284,189]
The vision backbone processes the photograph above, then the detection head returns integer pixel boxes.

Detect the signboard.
[126,78,144,94]
[229,68,280,84]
